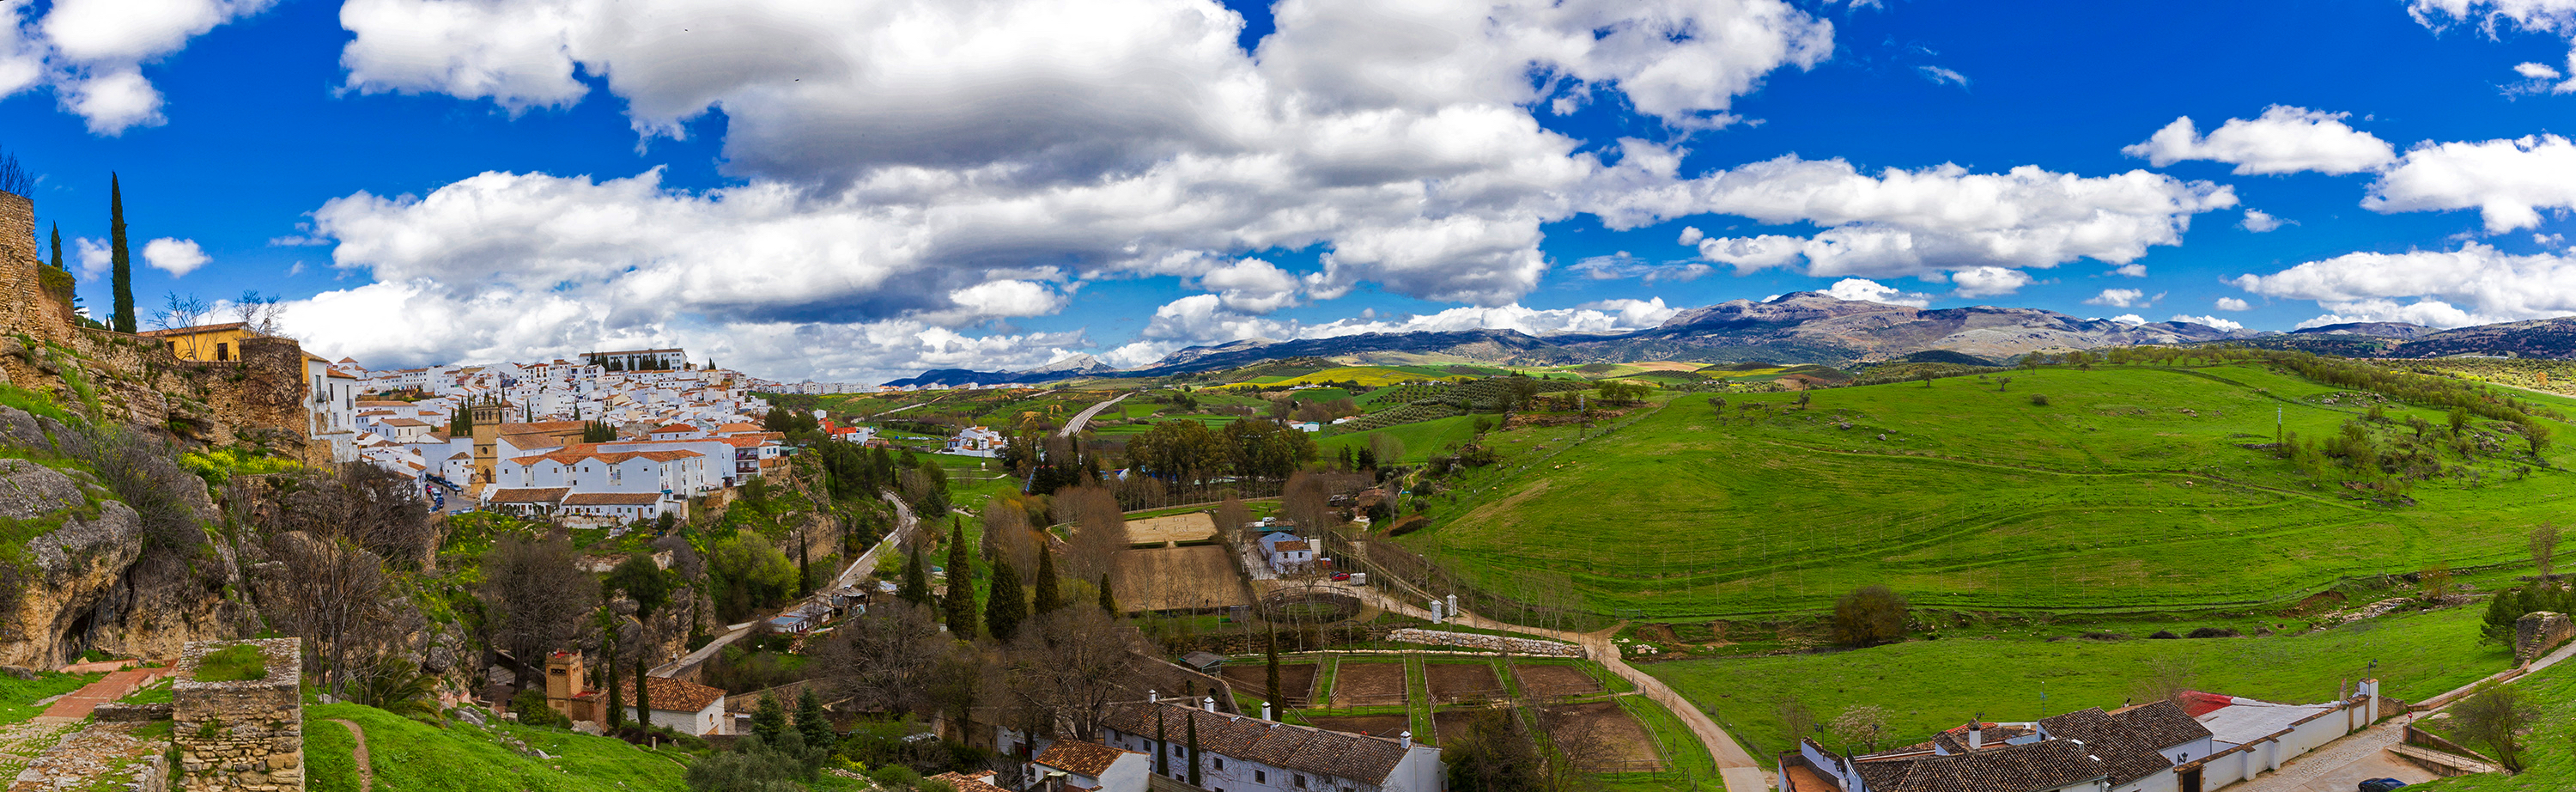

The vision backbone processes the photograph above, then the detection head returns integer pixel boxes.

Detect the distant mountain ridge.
[874,295,2576,386]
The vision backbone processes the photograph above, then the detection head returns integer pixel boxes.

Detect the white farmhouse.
[1098,699,1443,792]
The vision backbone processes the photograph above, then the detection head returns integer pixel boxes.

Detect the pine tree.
[107,174,133,333]
[1033,545,1062,614]
[752,694,787,744]
[899,546,933,606]
[1098,572,1118,614]
[796,690,835,751]
[943,519,977,637]
[986,554,1027,641]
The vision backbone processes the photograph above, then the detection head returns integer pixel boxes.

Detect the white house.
[1260,532,1313,574]
[302,353,360,463]
[945,426,1006,458]
[1029,739,1152,792]
[1099,699,1443,792]
[1787,700,2218,792]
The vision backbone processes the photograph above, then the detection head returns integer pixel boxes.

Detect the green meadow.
[1406,362,2576,618]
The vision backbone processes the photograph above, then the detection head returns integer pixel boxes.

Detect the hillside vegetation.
[1406,359,2576,618]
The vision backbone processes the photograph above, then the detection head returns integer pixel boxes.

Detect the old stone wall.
[2516,611,2574,664]
[173,638,303,792]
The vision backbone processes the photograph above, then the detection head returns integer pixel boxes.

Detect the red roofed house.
[1030,740,1151,792]
[544,650,729,736]
[1098,699,1443,792]
[650,423,705,441]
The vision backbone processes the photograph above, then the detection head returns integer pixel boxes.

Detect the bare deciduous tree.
[817,600,951,717]
[1830,705,1893,752]
[1060,485,1127,583]
[2534,522,2561,578]
[262,533,408,698]
[481,533,601,662]
[2128,656,2196,709]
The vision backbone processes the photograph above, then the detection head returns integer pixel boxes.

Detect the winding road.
[651,489,920,679]
[1059,393,1132,437]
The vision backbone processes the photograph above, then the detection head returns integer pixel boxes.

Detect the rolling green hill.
[1403,362,2576,619]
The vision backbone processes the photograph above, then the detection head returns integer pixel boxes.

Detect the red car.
[1330,572,1352,582]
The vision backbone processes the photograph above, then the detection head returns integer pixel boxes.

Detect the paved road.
[653,489,919,679]
[2223,638,2576,791]
[1334,584,1767,792]
[1059,393,1131,437]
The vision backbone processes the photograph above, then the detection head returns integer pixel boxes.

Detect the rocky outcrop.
[2516,611,2574,664]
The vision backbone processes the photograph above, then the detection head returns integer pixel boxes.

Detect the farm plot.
[1513,663,1604,698]
[1330,661,1409,708]
[1542,703,1662,772]
[1126,513,1218,546]
[1431,710,1479,747]
[1304,715,1409,739]
[1115,545,1252,612]
[1222,662,1319,707]
[1423,661,1506,704]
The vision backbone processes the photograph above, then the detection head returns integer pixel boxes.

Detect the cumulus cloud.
[2114,263,2148,277]
[71,238,112,281]
[2230,241,2576,328]
[1569,252,1711,283]
[2240,210,2290,232]
[1947,265,2032,297]
[2169,314,2245,331]
[2518,61,2563,78]
[1676,226,1704,245]
[2085,288,2161,308]
[1098,294,1681,368]
[141,238,210,276]
[0,0,276,133]
[1821,277,1931,308]
[2215,296,2251,311]
[2122,106,2396,175]
[1193,259,1303,314]
[2412,2,2576,91]
[2365,134,2576,232]
[1620,155,2233,283]
[2107,314,2147,326]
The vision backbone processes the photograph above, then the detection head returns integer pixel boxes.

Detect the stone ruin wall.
[2516,610,2575,664]
[173,638,304,792]
[0,191,316,456]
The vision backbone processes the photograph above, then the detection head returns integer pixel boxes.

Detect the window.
[1214,758,1224,770]
[1255,771,1266,783]
[216,342,230,361]
[1293,776,1307,789]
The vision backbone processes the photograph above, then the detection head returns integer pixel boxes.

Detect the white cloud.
[71,238,112,281]
[2114,263,2148,277]
[1569,252,1711,283]
[2518,61,2564,78]
[2169,314,2245,331]
[2413,3,2576,91]
[2366,134,2576,232]
[1821,277,1930,308]
[1675,226,1704,245]
[0,0,277,134]
[1948,265,2032,297]
[2240,209,2290,232]
[2215,296,2251,311]
[2121,106,2396,175]
[2086,288,2161,308]
[304,0,1850,377]
[1917,65,1968,88]
[141,238,209,276]
[1098,293,1681,368]
[2230,241,2576,328]
[1625,155,2233,283]
[2107,314,2147,326]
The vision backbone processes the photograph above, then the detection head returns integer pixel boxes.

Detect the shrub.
[511,689,569,728]
[1829,585,1908,648]
[2029,393,2050,406]
[193,645,266,682]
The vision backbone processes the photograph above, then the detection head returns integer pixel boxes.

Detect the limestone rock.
[0,457,83,521]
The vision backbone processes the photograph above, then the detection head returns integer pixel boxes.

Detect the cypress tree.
[796,690,835,751]
[1155,709,1169,776]
[633,657,650,726]
[986,555,1027,641]
[1033,545,1062,615]
[47,223,61,270]
[1266,626,1282,710]
[1098,572,1117,614]
[943,518,976,637]
[899,545,933,606]
[600,612,623,730]
[1186,710,1201,786]
[107,174,133,333]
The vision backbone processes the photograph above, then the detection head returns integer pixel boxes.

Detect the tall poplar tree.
[108,175,133,333]
[943,518,976,637]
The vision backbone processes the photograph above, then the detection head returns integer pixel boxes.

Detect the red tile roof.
[565,492,663,506]
[1035,740,1144,777]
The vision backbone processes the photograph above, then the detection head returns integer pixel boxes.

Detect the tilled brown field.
[1423,661,1505,704]
[1541,702,1662,771]
[1330,661,1408,708]
[1514,663,1604,698]
[1305,714,1409,739]
[1221,662,1319,707]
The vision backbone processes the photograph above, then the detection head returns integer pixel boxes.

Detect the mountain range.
[879,293,2576,386]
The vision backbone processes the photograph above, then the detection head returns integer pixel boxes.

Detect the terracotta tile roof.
[653,424,700,433]
[714,423,763,433]
[1275,540,1310,552]
[379,417,431,427]
[929,771,1012,792]
[1102,702,1413,784]
[2037,704,2208,784]
[138,321,247,337]
[1851,739,2106,792]
[1035,740,1143,777]
[564,492,663,506]
[599,675,726,713]
[488,487,571,503]
[2104,700,2215,752]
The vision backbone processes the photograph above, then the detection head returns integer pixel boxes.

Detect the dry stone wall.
[173,638,302,792]
[1385,628,1582,656]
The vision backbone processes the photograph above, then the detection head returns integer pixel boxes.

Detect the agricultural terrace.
[1405,359,2576,618]
[1649,605,2507,770]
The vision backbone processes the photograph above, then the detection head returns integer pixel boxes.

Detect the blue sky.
[8,0,2576,382]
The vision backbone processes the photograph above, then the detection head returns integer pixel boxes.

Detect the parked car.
[1330,571,1352,582]
[2359,778,2407,792]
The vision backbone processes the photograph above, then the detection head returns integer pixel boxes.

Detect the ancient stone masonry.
[2514,611,2574,664]
[1385,628,1583,656]
[173,638,302,792]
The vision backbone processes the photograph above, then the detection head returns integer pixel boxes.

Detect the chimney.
[1968,722,1982,751]
[1400,730,1412,749]
[1202,696,1217,712]
[1149,690,1158,704]
[1261,702,1273,720]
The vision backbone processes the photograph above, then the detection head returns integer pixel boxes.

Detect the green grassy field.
[304,703,709,792]
[1647,605,2506,768]
[2409,648,2576,790]
[1318,415,1486,463]
[0,672,96,725]
[1404,363,2576,618]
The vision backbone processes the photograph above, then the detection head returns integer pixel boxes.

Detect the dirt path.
[1334,584,1766,792]
[331,719,374,792]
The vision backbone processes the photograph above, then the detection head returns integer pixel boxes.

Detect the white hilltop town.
[281,344,1045,522]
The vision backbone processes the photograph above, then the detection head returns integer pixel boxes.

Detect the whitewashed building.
[1098,699,1443,792]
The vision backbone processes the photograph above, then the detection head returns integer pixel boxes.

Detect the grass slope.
[0,672,97,725]
[1318,416,1485,464]
[304,703,696,792]
[1649,606,2505,768]
[1406,364,2576,618]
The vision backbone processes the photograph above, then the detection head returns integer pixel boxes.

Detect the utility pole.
[2276,405,2283,447]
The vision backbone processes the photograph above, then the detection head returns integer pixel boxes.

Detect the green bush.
[179,447,301,486]
[512,689,570,728]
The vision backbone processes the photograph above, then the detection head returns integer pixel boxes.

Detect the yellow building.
[140,322,254,362]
